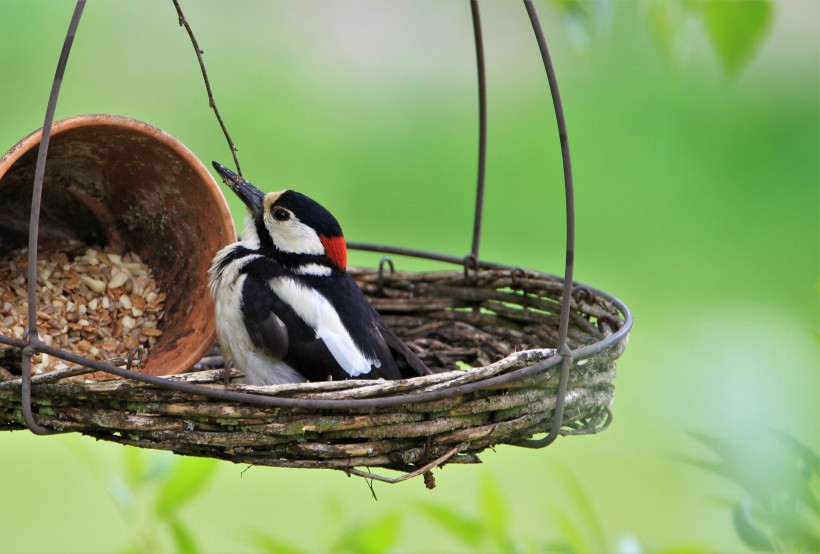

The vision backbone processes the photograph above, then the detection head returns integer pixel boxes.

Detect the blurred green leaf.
[479,475,516,552]
[548,0,598,49]
[323,495,344,521]
[332,511,402,554]
[774,431,820,482]
[700,0,773,77]
[684,455,767,502]
[123,446,146,487]
[542,539,575,553]
[105,476,136,512]
[688,431,820,552]
[554,465,607,551]
[550,0,586,15]
[692,431,819,517]
[168,518,200,554]
[246,530,309,554]
[142,450,176,484]
[154,457,218,519]
[761,505,820,552]
[732,499,774,551]
[62,434,104,472]
[550,507,586,553]
[414,500,484,548]
[689,432,779,503]
[647,1,681,66]
[652,544,716,554]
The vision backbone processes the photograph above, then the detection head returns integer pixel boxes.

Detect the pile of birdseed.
[0,241,165,375]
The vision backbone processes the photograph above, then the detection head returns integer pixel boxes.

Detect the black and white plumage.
[208,162,431,385]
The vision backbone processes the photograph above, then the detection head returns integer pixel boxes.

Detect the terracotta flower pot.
[0,114,236,375]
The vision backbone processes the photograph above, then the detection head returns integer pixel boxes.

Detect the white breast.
[208,244,305,385]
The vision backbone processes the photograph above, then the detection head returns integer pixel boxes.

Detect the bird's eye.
[272,208,290,221]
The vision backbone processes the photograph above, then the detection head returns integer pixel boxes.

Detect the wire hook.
[126,345,145,371]
[376,257,395,296]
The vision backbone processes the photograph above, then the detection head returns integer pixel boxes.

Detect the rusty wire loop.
[126,346,146,372]
[510,267,531,307]
[2,0,604,451]
[510,267,526,288]
[376,257,395,296]
[572,284,593,304]
[462,253,480,282]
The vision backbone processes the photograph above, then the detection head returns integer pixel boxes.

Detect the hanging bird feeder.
[0,1,632,486]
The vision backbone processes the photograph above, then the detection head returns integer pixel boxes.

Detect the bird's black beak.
[212,162,265,219]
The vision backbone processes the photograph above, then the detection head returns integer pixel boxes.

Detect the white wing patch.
[269,276,377,377]
[293,263,333,277]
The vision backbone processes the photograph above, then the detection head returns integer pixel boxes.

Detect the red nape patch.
[320,235,347,270]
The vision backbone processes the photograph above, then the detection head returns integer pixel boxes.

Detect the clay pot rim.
[0,114,237,376]
[2,114,230,210]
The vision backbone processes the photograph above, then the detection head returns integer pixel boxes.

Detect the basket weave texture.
[0,267,628,474]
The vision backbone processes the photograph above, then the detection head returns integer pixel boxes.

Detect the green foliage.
[646,1,681,65]
[415,476,521,553]
[547,466,607,552]
[415,471,710,553]
[247,530,310,554]
[688,431,820,552]
[544,0,776,76]
[249,495,403,554]
[75,439,820,553]
[700,0,773,77]
[73,443,219,554]
[154,455,220,520]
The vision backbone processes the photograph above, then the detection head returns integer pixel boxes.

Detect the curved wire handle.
[11,1,579,447]
[514,0,577,448]
[21,0,87,435]
[469,0,488,262]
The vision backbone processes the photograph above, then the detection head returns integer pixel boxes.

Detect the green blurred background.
[1,1,817,552]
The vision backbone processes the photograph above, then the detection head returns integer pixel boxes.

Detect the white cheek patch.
[269,277,376,377]
[265,214,325,255]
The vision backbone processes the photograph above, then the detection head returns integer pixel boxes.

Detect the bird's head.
[213,162,347,272]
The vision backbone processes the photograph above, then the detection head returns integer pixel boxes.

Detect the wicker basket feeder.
[0,1,632,486]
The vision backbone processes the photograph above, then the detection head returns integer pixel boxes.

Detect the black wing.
[242,260,431,382]
[374,316,434,378]
[241,262,357,382]
[240,274,289,360]
[320,273,433,379]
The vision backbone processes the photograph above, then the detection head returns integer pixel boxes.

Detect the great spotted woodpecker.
[208,162,432,385]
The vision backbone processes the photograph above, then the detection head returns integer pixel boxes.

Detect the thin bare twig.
[341,444,463,485]
[172,0,242,175]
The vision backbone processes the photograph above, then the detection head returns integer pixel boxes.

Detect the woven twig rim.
[0,267,630,481]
